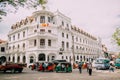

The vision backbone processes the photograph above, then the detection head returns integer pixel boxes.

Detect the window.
[67,24,69,27]
[23,31,25,37]
[62,41,64,49]
[40,29,45,33]
[13,45,15,50]
[18,33,20,39]
[66,42,69,48]
[30,56,34,63]
[9,37,11,41]
[13,35,15,41]
[62,56,64,59]
[62,21,64,26]
[77,56,79,60]
[40,39,45,45]
[17,44,20,49]
[34,30,37,33]
[66,56,68,59]
[34,39,36,46]
[38,54,45,61]
[76,46,78,49]
[48,39,51,46]
[23,43,25,49]
[62,32,64,37]
[66,34,68,39]
[9,46,11,50]
[40,16,45,23]
[48,17,51,22]
[76,37,78,42]
[1,47,5,52]
[48,30,51,33]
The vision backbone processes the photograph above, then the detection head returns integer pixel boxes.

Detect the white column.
[45,54,48,62]
[15,53,17,63]
[26,53,29,67]
[20,53,23,63]
[36,53,38,62]
[45,38,48,48]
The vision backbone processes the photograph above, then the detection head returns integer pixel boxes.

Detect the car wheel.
[18,69,22,73]
[11,69,15,73]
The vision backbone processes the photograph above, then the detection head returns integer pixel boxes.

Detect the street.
[0,68,120,80]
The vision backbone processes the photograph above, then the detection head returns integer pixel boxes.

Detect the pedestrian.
[86,62,89,72]
[88,62,92,76]
[109,63,114,72]
[78,62,83,73]
[61,64,65,71]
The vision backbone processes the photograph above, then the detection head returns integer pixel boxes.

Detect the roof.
[0,39,6,44]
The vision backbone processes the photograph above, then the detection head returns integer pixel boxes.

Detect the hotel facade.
[6,10,102,66]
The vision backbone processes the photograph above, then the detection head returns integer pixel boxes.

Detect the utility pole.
[72,35,76,69]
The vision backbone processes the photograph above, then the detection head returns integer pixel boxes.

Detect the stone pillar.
[45,54,48,62]
[20,53,23,63]
[45,38,48,48]
[15,53,17,63]
[26,53,29,67]
[36,53,38,62]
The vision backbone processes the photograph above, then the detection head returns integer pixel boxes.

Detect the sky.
[0,0,120,52]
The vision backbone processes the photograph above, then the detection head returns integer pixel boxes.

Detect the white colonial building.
[6,10,102,66]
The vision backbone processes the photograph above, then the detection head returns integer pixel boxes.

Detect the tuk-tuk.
[115,58,120,69]
[38,62,55,72]
[55,62,72,73]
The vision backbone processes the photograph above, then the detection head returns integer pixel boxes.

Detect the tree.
[112,27,120,46]
[0,0,48,21]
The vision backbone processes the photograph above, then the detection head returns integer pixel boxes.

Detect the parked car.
[0,62,24,73]
[115,58,120,69]
[55,62,72,73]
[94,58,110,70]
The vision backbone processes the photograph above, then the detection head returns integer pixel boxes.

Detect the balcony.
[28,32,57,39]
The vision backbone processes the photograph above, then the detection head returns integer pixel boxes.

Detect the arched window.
[84,56,85,61]
[13,56,15,62]
[23,56,26,63]
[77,56,79,60]
[17,56,20,63]
[38,54,45,61]
[30,56,34,63]
[8,56,10,61]
[23,43,25,49]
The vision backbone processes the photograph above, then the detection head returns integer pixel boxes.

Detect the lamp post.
[72,35,76,68]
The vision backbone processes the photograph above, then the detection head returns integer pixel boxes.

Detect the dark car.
[0,62,24,73]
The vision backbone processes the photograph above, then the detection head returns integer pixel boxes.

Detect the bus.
[94,58,110,70]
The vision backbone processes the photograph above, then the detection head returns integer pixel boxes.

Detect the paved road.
[0,68,120,80]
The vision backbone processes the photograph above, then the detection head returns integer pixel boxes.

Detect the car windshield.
[115,59,120,63]
[95,59,110,64]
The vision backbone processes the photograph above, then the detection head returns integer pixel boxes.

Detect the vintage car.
[55,62,72,73]
[0,62,24,73]
[37,62,55,72]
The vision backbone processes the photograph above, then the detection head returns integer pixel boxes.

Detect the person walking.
[109,63,114,72]
[88,62,92,76]
[78,62,83,74]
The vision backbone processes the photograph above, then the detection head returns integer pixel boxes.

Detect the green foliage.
[112,27,120,46]
[0,0,48,21]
